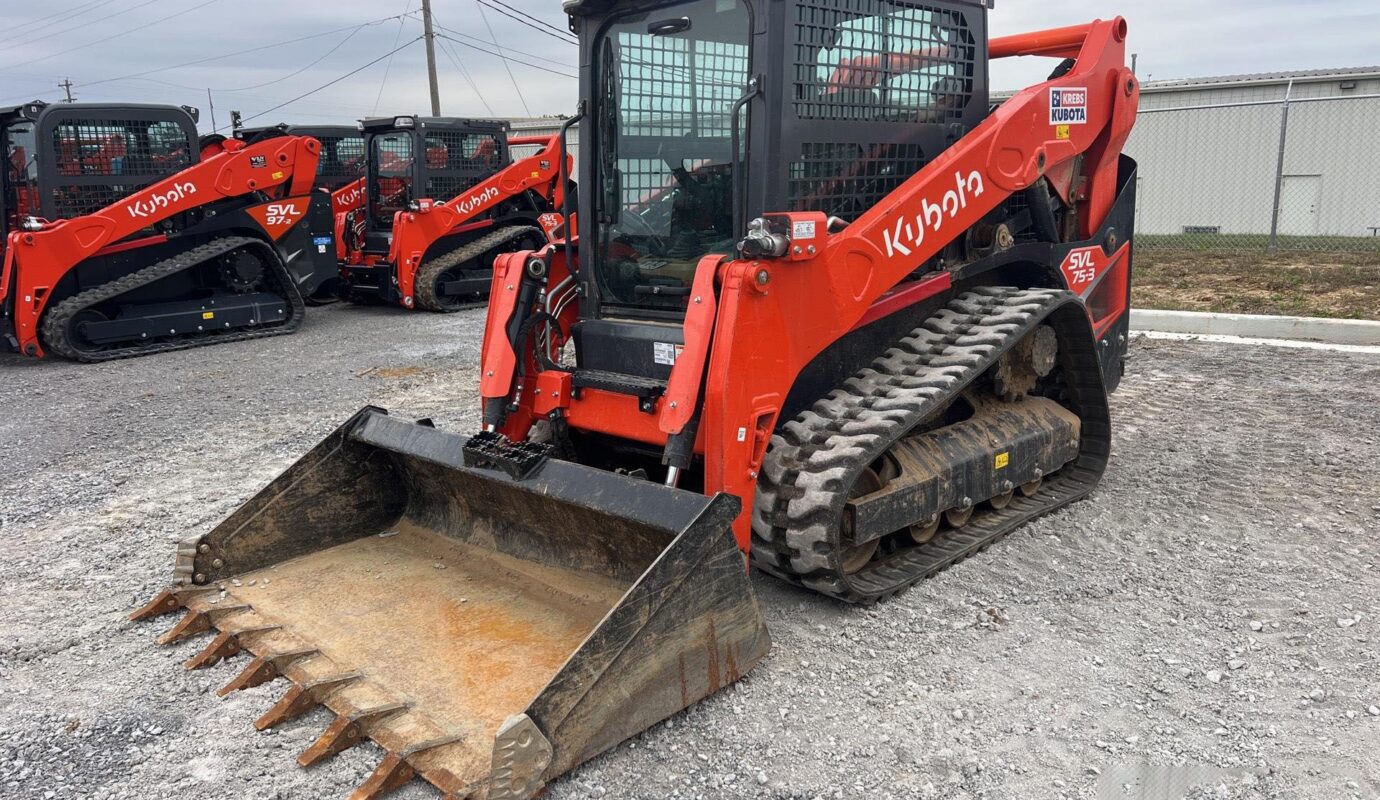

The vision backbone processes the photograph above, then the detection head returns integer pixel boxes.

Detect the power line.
[0,0,163,48]
[433,29,495,115]
[217,24,367,92]
[473,1,530,115]
[477,0,576,42]
[72,15,412,90]
[435,33,576,79]
[469,0,577,46]
[373,0,415,115]
[3,0,107,37]
[102,75,205,91]
[235,36,423,129]
[0,0,220,71]
[431,19,575,68]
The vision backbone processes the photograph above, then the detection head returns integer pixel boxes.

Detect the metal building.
[1125,66,1380,242]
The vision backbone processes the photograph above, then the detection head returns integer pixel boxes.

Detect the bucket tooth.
[130,588,183,621]
[156,609,209,645]
[255,673,361,731]
[350,752,414,800]
[132,586,218,622]
[216,647,316,697]
[184,631,241,670]
[298,703,409,768]
[156,603,249,645]
[350,735,465,800]
[217,655,275,697]
[298,716,359,768]
[182,621,280,670]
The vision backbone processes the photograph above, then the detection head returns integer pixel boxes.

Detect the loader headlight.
[21,216,44,232]
[394,116,416,128]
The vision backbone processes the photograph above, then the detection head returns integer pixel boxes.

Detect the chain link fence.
[1126,86,1380,254]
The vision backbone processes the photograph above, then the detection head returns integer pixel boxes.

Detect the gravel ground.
[1,305,1377,800]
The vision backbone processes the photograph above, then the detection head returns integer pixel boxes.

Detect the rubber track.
[39,236,305,363]
[413,224,543,312]
[750,286,1112,603]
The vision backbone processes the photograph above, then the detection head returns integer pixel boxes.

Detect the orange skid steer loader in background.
[137,3,1138,798]
[0,103,340,361]
[338,116,573,311]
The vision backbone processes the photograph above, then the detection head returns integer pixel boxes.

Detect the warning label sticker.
[653,342,684,366]
[1050,87,1088,125]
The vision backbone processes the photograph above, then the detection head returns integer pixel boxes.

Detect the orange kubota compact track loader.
[338,115,573,311]
[138,3,1138,798]
[0,103,339,361]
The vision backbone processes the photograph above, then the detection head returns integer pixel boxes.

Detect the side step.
[570,369,666,412]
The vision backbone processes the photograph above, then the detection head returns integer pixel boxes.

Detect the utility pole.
[59,78,75,102]
[206,88,218,134]
[1130,54,1138,75]
[421,0,442,116]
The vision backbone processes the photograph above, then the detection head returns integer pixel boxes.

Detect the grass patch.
[1133,249,1380,320]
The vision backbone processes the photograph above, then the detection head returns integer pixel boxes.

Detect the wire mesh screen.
[47,118,193,219]
[427,174,483,202]
[614,31,749,138]
[794,0,975,122]
[316,134,365,192]
[1126,92,1380,253]
[787,141,926,219]
[604,27,748,221]
[422,131,502,201]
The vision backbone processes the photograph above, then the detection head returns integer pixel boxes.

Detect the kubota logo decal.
[333,184,364,212]
[127,182,197,219]
[457,186,500,215]
[880,170,985,259]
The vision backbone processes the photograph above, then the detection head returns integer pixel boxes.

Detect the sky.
[0,0,1376,131]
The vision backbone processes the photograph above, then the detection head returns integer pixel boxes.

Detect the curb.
[1130,309,1380,346]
